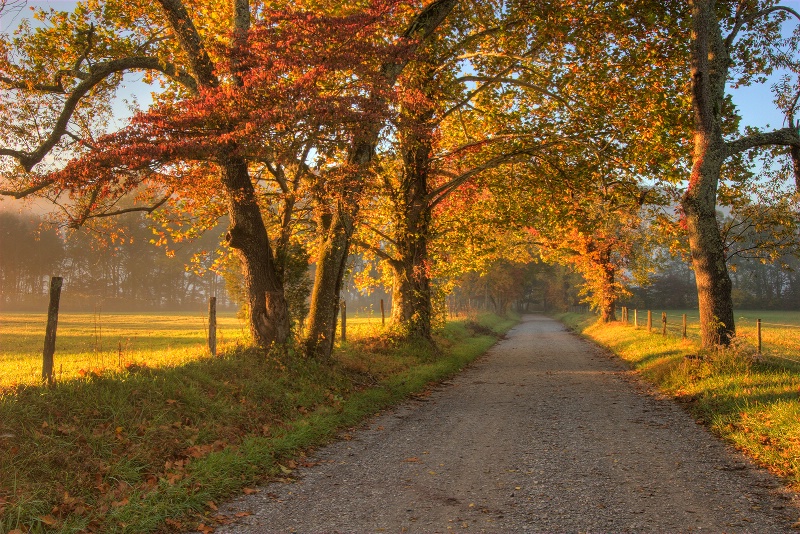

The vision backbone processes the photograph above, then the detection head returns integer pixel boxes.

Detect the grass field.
[0,313,393,388]
[619,309,800,363]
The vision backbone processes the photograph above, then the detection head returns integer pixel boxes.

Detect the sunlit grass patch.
[0,313,249,387]
[559,311,800,489]
[615,309,800,361]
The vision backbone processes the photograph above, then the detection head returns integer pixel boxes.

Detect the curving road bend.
[210,315,799,533]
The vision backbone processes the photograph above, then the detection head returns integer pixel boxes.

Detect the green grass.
[559,311,800,490]
[0,312,517,533]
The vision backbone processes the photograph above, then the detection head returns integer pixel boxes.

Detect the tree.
[682,0,800,346]
[0,0,293,346]
[301,0,457,358]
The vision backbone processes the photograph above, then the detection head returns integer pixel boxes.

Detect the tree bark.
[304,206,352,359]
[792,145,800,191]
[389,252,432,340]
[681,0,736,347]
[221,156,290,347]
[598,257,617,323]
[156,0,289,348]
[389,105,434,341]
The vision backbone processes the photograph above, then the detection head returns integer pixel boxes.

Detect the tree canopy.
[2,0,799,352]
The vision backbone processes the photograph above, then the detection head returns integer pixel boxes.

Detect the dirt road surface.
[211,315,799,533]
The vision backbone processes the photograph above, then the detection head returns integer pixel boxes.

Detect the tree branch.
[0,178,56,198]
[455,75,570,109]
[725,127,800,157]
[725,5,800,48]
[351,238,397,263]
[0,56,197,173]
[427,148,539,209]
[359,221,398,247]
[155,0,218,87]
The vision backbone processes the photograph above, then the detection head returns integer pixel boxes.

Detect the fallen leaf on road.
[242,487,260,495]
[278,464,292,474]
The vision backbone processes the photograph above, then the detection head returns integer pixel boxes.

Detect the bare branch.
[90,194,172,219]
[725,5,800,48]
[0,178,56,198]
[359,221,398,247]
[351,238,396,263]
[0,56,197,172]
[725,126,800,157]
[455,75,570,109]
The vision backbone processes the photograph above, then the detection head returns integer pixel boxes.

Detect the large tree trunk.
[221,157,290,347]
[389,252,432,340]
[156,0,289,349]
[598,257,617,323]
[682,0,736,347]
[682,157,736,346]
[389,105,434,341]
[303,207,352,358]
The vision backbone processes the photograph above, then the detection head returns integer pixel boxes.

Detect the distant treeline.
[447,256,800,315]
[0,212,233,312]
[628,254,800,311]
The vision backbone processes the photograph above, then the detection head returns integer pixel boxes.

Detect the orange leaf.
[242,487,260,495]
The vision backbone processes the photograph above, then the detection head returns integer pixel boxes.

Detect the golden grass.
[619,309,800,361]
[0,313,396,388]
[0,312,514,533]
[0,313,253,387]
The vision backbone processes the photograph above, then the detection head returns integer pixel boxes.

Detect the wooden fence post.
[634,309,638,328]
[341,300,347,343]
[682,314,687,339]
[208,296,217,356]
[757,318,762,354]
[662,312,667,336]
[647,310,652,332]
[380,298,385,326]
[42,276,63,385]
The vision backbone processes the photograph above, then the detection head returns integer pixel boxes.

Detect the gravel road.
[210,314,799,533]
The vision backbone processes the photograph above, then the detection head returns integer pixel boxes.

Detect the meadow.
[618,308,800,364]
[0,312,389,388]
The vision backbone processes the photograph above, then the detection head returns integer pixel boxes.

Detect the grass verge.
[0,313,517,533]
[558,312,800,490]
